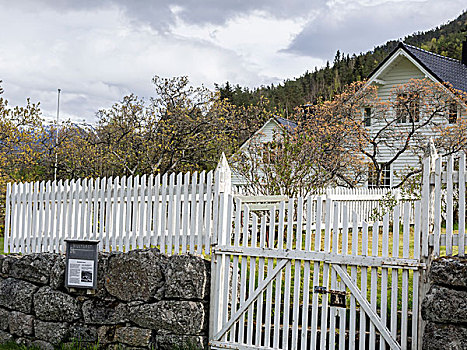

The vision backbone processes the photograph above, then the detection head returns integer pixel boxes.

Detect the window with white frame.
[368,163,391,188]
[448,103,458,124]
[363,107,372,126]
[396,92,420,123]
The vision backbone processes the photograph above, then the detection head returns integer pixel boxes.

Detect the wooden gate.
[210,195,425,350]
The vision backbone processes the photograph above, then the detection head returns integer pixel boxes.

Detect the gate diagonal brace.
[212,258,289,341]
[332,264,401,350]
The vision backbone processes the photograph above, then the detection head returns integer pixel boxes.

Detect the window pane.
[449,103,457,124]
[364,107,371,126]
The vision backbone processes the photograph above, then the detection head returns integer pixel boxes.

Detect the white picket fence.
[4,159,415,255]
[236,187,414,228]
[210,195,424,350]
[423,151,467,257]
[3,168,230,254]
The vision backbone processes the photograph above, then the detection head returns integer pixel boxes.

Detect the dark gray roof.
[369,42,467,93]
[403,43,467,93]
[275,116,298,131]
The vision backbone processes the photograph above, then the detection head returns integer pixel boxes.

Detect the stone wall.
[0,249,210,349]
[421,257,467,350]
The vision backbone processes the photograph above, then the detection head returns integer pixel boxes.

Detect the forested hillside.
[216,11,467,114]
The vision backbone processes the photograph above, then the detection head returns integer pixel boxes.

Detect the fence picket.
[390,205,400,341]
[55,180,63,252]
[301,197,313,350]
[4,183,11,253]
[246,213,258,346]
[291,198,304,349]
[238,204,250,344]
[86,178,93,245]
[274,201,286,348]
[118,177,125,251]
[204,171,213,251]
[60,180,67,252]
[310,197,323,349]
[160,174,168,253]
[42,181,50,253]
[124,176,132,251]
[25,182,33,254]
[79,178,87,243]
[105,177,114,251]
[138,175,147,250]
[433,157,442,256]
[10,183,17,252]
[98,178,106,251]
[196,171,206,254]
[320,199,332,349]
[189,172,198,253]
[401,202,411,348]
[181,172,190,254]
[74,179,82,242]
[349,211,358,350]
[265,206,276,347]
[369,220,379,349]
[256,215,267,346]
[152,174,160,248]
[174,173,183,254]
[229,197,242,343]
[222,195,233,342]
[328,202,340,350]
[110,177,118,252]
[459,153,466,257]
[282,199,294,350]
[446,155,454,255]
[380,212,390,350]
[412,202,421,350]
[359,221,368,350]
[338,205,349,350]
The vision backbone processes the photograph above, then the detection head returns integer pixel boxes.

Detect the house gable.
[368,42,467,94]
[367,47,438,89]
[238,117,298,152]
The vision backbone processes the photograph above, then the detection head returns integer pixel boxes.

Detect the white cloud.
[287,0,467,58]
[0,0,465,123]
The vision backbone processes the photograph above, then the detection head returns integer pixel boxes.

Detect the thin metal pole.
[54,89,61,181]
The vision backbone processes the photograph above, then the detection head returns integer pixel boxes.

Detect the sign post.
[65,240,99,290]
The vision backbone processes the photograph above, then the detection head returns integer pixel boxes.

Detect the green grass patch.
[0,341,101,350]
[0,236,4,255]
[0,342,200,350]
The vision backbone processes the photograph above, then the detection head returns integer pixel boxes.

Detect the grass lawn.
[0,235,4,254]
[0,341,100,350]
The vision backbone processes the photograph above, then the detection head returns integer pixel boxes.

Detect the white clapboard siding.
[4,166,229,254]
[210,195,423,350]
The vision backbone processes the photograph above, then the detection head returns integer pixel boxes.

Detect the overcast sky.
[0,0,466,123]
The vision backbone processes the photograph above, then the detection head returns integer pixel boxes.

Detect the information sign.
[65,240,99,289]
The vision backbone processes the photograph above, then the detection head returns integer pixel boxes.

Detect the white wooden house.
[232,40,467,190]
[363,41,467,187]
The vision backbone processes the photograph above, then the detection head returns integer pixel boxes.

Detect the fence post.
[209,153,232,339]
[419,138,437,348]
[215,152,232,197]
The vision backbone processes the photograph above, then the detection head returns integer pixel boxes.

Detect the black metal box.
[64,240,99,289]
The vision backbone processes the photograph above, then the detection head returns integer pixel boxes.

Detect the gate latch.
[314,286,327,294]
[329,290,346,308]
